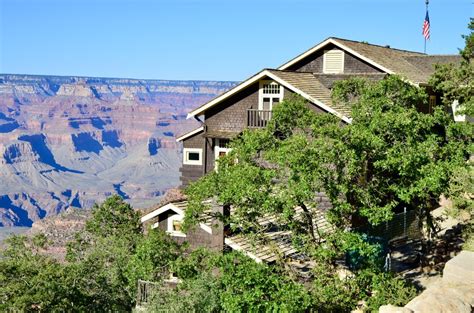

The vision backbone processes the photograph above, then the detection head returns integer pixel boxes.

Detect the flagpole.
[424,0,429,53]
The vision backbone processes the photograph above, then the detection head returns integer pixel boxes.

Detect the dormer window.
[323,49,345,73]
[259,81,283,111]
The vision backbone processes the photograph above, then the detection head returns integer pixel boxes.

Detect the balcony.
[247,109,272,128]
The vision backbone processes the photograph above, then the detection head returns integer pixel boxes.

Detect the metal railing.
[247,109,272,128]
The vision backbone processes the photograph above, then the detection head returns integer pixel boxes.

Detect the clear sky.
[0,0,472,81]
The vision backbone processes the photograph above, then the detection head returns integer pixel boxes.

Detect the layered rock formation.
[0,74,236,226]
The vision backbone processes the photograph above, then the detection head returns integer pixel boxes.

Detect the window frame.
[183,148,203,166]
[167,214,186,237]
[323,49,345,74]
[428,95,436,113]
[258,80,284,111]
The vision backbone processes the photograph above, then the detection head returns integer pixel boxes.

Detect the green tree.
[186,76,469,246]
[151,250,312,312]
[430,20,474,251]
[84,194,142,238]
[0,196,183,312]
[430,18,473,117]
[183,75,469,311]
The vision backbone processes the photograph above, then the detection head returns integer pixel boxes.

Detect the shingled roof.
[279,37,460,85]
[226,205,333,263]
[141,199,333,265]
[335,38,462,84]
[267,70,352,117]
[188,37,460,124]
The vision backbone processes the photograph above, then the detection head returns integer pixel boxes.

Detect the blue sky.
[0,0,472,81]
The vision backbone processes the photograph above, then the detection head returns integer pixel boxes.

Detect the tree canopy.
[185,75,470,244]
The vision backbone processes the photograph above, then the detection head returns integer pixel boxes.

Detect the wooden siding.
[286,44,383,74]
[153,210,224,251]
[180,130,205,187]
[181,83,329,186]
[205,83,260,133]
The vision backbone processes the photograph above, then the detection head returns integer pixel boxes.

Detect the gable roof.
[186,37,459,125]
[267,70,351,117]
[176,126,204,142]
[141,200,214,234]
[141,199,332,265]
[279,37,460,84]
[187,69,352,123]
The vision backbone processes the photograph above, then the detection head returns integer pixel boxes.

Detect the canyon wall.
[0,74,236,226]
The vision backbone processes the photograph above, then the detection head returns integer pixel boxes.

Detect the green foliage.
[149,272,222,313]
[183,74,469,312]
[186,75,469,244]
[152,250,312,313]
[125,228,183,293]
[85,194,142,238]
[363,271,417,311]
[430,18,473,117]
[0,196,181,312]
[0,235,71,312]
[430,20,474,248]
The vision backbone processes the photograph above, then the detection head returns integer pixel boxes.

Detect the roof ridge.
[312,72,386,75]
[265,68,315,74]
[404,54,460,57]
[330,37,425,55]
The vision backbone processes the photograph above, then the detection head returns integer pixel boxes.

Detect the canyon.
[0,74,236,226]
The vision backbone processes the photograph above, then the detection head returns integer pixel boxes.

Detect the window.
[183,148,202,165]
[452,100,466,122]
[167,214,186,237]
[429,95,436,113]
[259,80,283,111]
[214,138,232,170]
[323,49,345,73]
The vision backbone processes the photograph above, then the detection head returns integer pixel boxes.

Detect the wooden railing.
[247,109,272,128]
[136,279,160,306]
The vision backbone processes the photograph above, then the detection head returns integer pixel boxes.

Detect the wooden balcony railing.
[247,109,272,128]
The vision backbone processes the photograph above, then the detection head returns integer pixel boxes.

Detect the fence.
[358,209,423,243]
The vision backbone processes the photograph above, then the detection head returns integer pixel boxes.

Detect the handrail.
[247,109,272,128]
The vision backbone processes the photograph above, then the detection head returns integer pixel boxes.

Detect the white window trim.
[167,214,186,237]
[183,148,203,166]
[452,100,466,122]
[323,49,345,74]
[214,138,232,170]
[214,139,232,160]
[258,80,284,111]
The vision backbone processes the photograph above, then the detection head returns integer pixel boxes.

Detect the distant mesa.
[56,83,94,97]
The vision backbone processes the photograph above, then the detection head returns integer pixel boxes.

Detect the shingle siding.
[287,44,383,74]
[180,131,205,187]
[205,83,259,133]
[153,210,224,251]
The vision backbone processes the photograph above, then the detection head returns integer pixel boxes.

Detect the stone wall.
[380,250,474,313]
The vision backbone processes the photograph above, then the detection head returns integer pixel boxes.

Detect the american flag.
[422,11,430,40]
